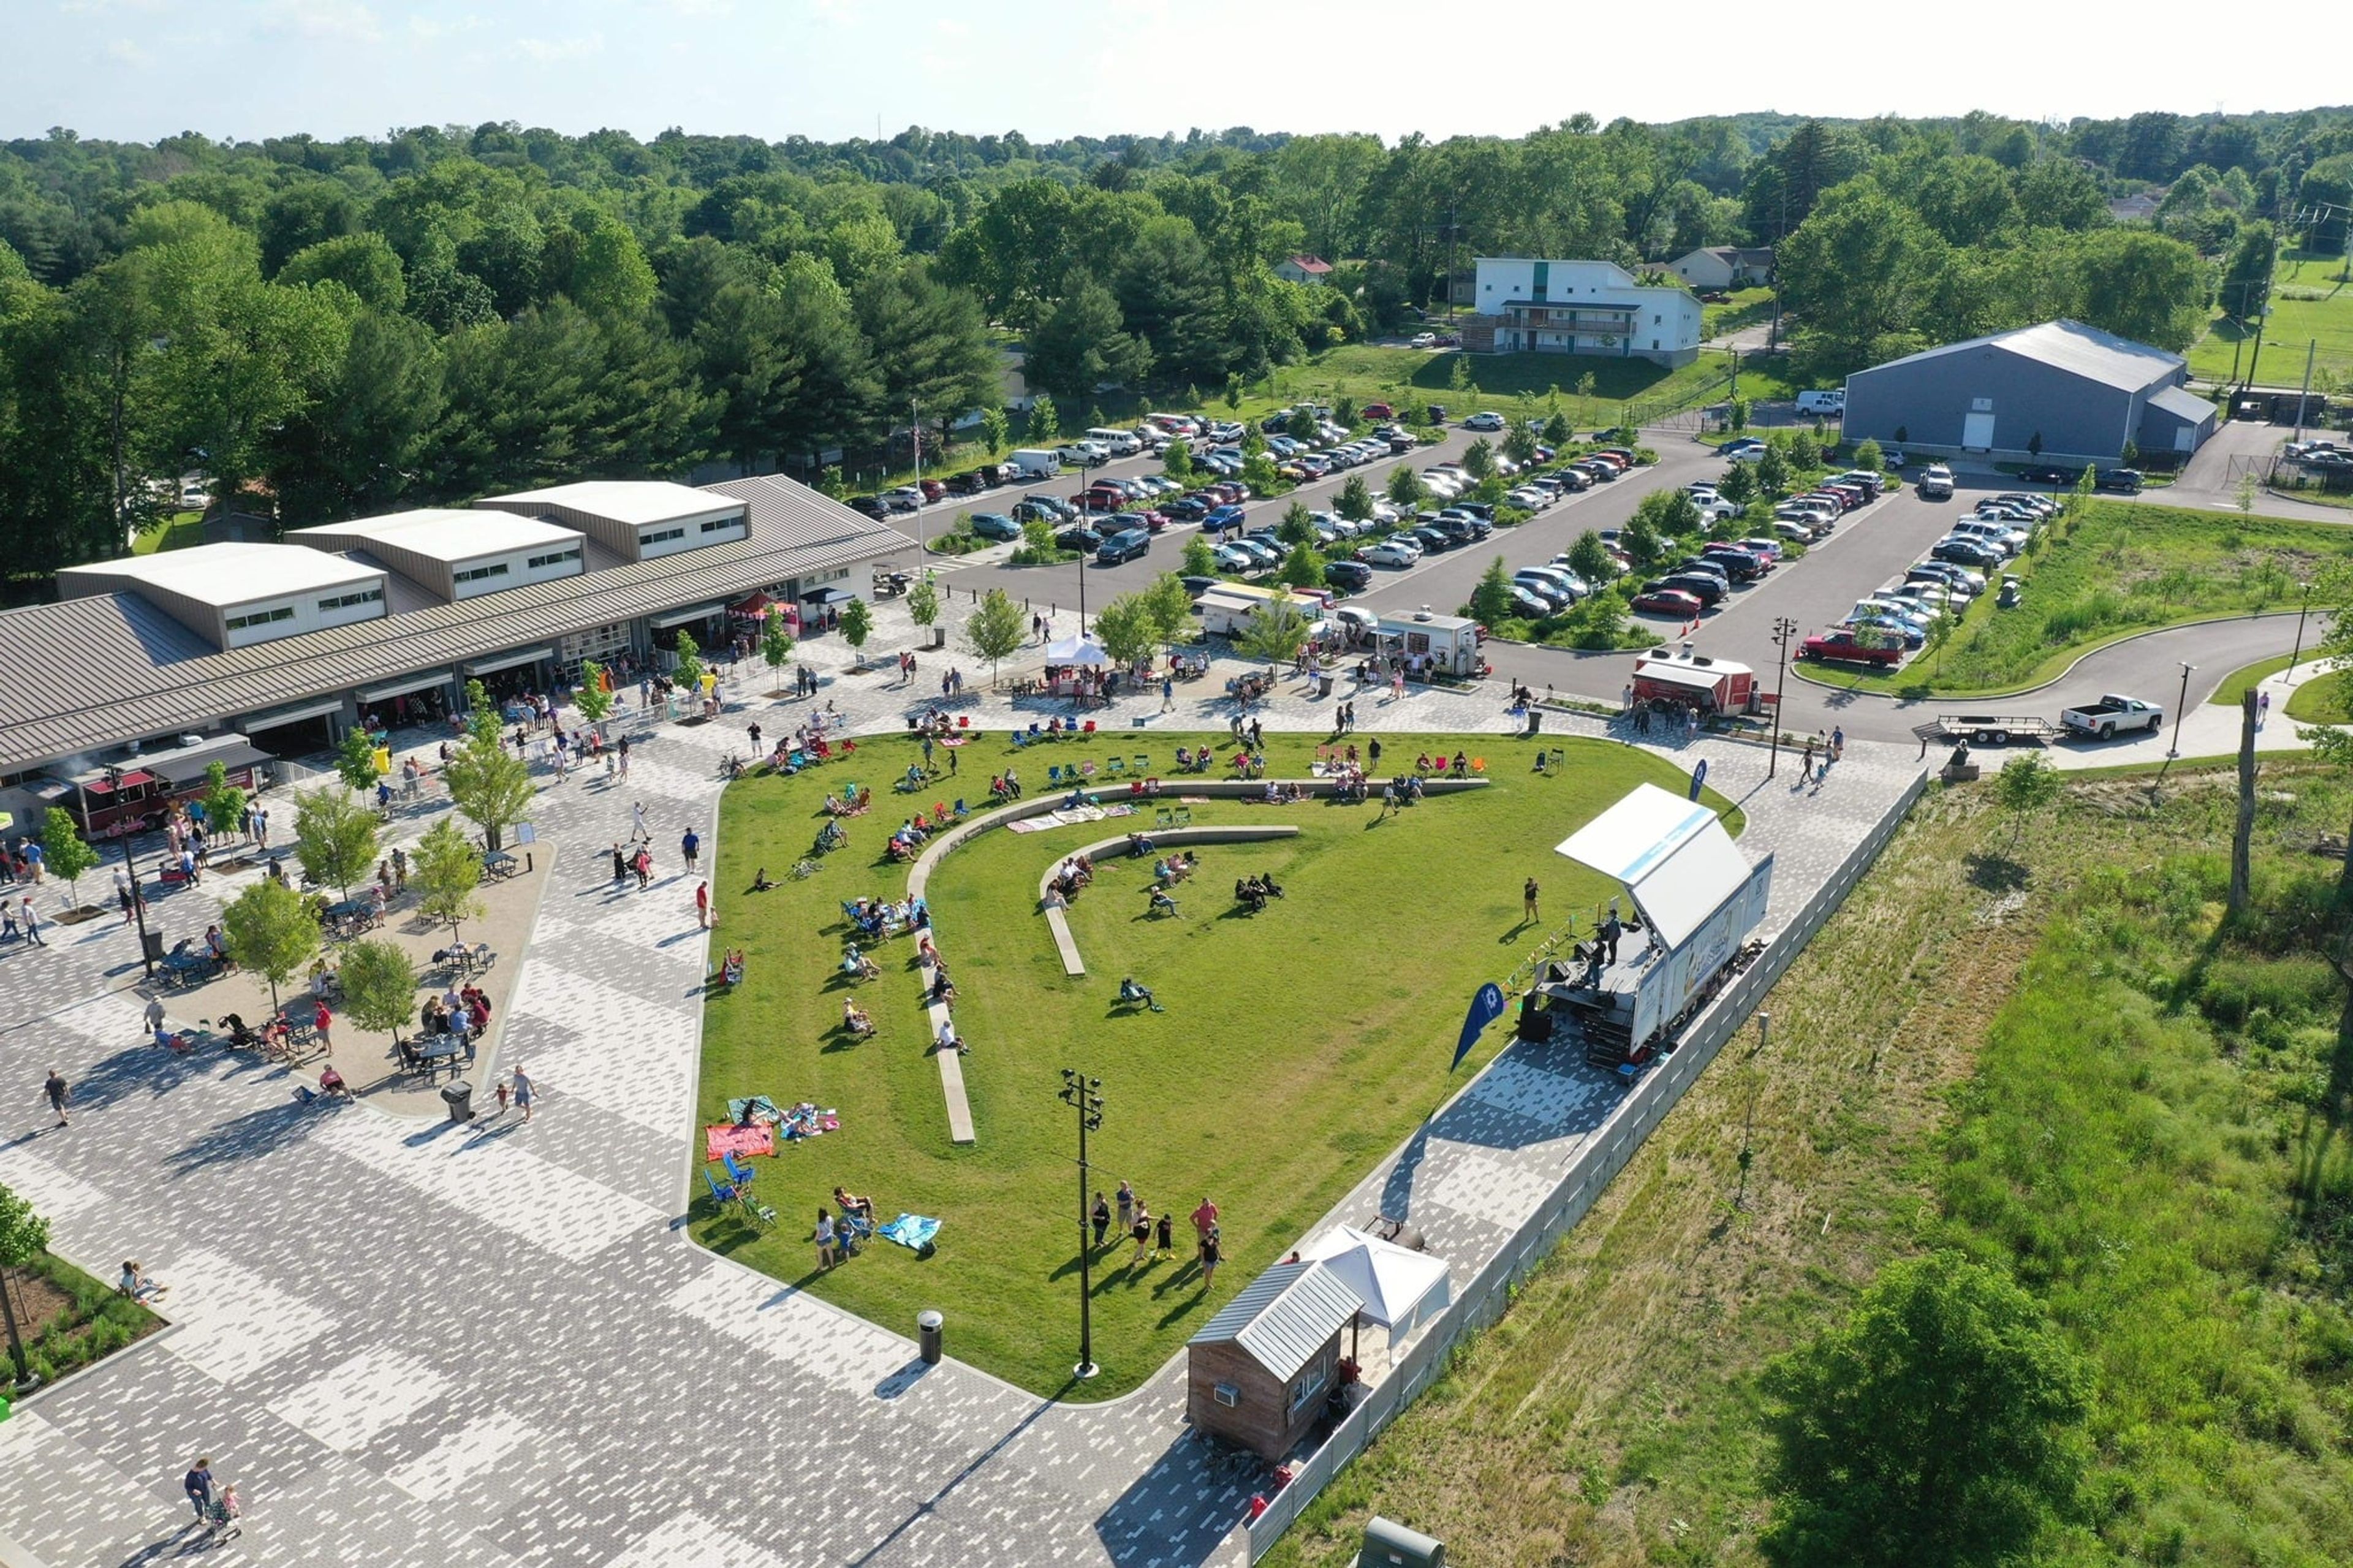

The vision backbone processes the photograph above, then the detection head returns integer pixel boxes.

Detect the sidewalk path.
[0,651,1917,1568]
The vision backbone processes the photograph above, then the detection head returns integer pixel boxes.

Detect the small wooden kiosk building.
[1186,1260,1365,1461]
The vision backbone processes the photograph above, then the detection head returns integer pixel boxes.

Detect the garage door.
[1961,412,1996,450]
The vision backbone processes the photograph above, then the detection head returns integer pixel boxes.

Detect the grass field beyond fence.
[694,730,1736,1398]
[2189,247,2353,385]
[1798,501,2353,699]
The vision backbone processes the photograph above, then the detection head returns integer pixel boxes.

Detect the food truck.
[29,734,272,839]
[1629,647,1756,716]
[1373,610,1483,678]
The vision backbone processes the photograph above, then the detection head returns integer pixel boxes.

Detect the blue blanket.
[879,1213,941,1251]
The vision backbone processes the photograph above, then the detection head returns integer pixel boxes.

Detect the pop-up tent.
[1299,1227,1452,1343]
[1044,635,1111,667]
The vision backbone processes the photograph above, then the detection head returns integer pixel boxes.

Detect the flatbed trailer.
[1928,714,2062,746]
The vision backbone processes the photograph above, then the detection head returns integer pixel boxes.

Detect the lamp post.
[1735,1011,1770,1211]
[2169,662,2196,759]
[1059,1069,1105,1381]
[1767,618,1799,779]
[2286,579,2314,684]
[103,767,155,977]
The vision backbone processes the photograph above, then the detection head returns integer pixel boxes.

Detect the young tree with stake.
[442,680,534,852]
[411,817,485,948]
[961,587,1027,689]
[760,610,796,696]
[338,937,419,1050]
[37,808,99,911]
[222,877,317,1012]
[573,659,614,738]
[293,787,379,907]
[839,597,874,667]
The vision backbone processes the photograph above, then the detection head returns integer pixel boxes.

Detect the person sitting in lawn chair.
[1116,975,1163,1012]
[843,996,875,1036]
[721,949,745,988]
[1148,886,1180,918]
[833,1186,877,1227]
[842,944,882,982]
[1126,831,1156,858]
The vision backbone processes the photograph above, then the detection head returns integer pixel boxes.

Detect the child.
[1155,1211,1174,1260]
[214,1483,243,1539]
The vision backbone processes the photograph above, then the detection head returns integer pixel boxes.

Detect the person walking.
[1199,1225,1222,1289]
[1091,1191,1112,1249]
[1523,876,1540,923]
[1190,1195,1219,1245]
[617,736,631,779]
[631,801,649,843]
[1829,724,1845,762]
[390,846,408,890]
[748,722,762,755]
[312,1000,333,1055]
[511,1064,535,1122]
[681,828,701,871]
[1800,734,1817,776]
[183,1458,215,1524]
[1161,675,1175,712]
[42,1068,69,1127]
[20,896,44,946]
[694,881,711,930]
[633,846,652,890]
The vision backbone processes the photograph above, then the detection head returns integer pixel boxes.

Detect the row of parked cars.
[1806,490,2064,665]
[1627,466,1892,624]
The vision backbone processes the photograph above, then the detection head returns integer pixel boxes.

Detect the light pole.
[1767,618,1799,779]
[2169,662,2196,758]
[909,398,925,559]
[2286,579,2314,683]
[104,766,154,977]
[1059,1069,1105,1381]
[1735,1010,1770,1211]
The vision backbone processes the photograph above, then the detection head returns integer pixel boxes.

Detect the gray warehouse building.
[1842,319,2216,468]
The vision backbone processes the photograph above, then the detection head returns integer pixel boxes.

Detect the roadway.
[864,424,2322,751]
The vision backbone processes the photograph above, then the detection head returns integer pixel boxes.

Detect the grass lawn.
[131,512,203,555]
[2286,667,2349,722]
[696,730,1738,1399]
[1796,500,2353,699]
[2188,248,2353,384]
[2208,653,2296,705]
[1700,287,1774,339]
[1264,764,2353,1568]
[1249,344,1780,429]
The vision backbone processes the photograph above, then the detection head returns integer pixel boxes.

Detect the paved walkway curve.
[1038,826,1302,977]
[0,655,1921,1568]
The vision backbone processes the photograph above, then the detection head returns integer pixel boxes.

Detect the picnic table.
[412,1037,466,1080]
[322,898,379,937]
[482,849,518,881]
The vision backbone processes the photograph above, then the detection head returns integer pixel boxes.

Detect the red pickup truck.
[1799,629,1904,667]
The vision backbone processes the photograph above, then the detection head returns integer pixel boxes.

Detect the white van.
[1010,448,1062,479]
[1794,389,1846,415]
[1085,427,1141,458]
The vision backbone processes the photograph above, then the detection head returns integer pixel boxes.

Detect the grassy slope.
[2287,668,2350,723]
[2190,249,2353,384]
[1799,501,2353,699]
[1267,767,2353,1568]
[697,730,1737,1398]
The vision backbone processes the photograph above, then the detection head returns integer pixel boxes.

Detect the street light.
[103,766,156,977]
[1058,1068,1106,1381]
[2286,579,2314,684]
[1767,618,1800,779]
[2169,662,2196,758]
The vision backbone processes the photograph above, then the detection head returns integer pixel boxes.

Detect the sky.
[7,0,2346,148]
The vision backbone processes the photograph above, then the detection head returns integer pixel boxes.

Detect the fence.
[1245,763,1930,1556]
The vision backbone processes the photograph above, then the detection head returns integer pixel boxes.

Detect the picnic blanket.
[726,1095,784,1124]
[879,1213,942,1252]
[722,1097,840,1143]
[705,1123,775,1161]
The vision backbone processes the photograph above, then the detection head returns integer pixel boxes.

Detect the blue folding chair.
[1047,765,1065,787]
[723,1151,759,1189]
[1010,730,1028,749]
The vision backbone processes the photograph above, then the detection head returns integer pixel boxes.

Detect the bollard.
[917,1309,944,1365]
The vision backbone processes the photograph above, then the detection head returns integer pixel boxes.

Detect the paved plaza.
[0,624,1923,1568]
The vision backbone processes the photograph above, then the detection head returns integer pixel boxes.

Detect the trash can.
[440,1080,474,1124]
[917,1309,944,1365]
[140,931,165,965]
[1525,708,1542,738]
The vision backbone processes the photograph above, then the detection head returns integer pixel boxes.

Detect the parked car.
[1094,528,1151,566]
[1363,537,1422,567]
[1408,525,1457,554]
[881,485,926,510]
[2095,468,2144,494]
[2061,693,2164,739]
[2017,465,2078,486]
[1362,402,1395,420]
[1918,463,1955,499]
[847,494,890,520]
[1211,543,1259,573]
[1463,411,1507,431]
[1931,536,2004,568]
[1324,559,1373,592]
[968,512,1021,542]
[1632,586,1705,616]
[1654,572,1727,607]
[1799,629,1904,667]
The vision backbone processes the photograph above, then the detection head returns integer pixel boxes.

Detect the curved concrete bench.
[1037,825,1302,977]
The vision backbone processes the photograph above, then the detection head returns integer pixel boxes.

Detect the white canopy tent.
[1300,1227,1452,1343]
[1044,635,1112,667]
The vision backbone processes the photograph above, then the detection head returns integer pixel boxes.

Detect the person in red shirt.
[313,1000,333,1055]
[694,881,711,930]
[1191,1197,1219,1244]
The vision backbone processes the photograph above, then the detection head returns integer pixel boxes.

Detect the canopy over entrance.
[1298,1227,1452,1339]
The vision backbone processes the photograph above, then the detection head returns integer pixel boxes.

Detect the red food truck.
[1630,648,1756,717]
[30,735,271,839]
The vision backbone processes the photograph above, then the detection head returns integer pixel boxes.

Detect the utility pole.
[105,767,155,977]
[1767,618,1799,779]
[2294,340,2316,447]
[910,398,924,559]
[2287,579,2314,683]
[2168,662,2196,759]
[1058,1069,1105,1381]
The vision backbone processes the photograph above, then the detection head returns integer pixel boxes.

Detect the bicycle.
[789,858,820,880]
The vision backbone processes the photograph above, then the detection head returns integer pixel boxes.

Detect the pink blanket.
[705,1123,775,1161]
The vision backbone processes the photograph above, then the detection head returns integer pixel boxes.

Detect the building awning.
[730,591,778,616]
[463,647,553,676]
[146,743,272,787]
[650,602,726,629]
[357,672,453,703]
[241,697,346,730]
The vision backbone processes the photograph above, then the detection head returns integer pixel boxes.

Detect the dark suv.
[2094,468,2143,494]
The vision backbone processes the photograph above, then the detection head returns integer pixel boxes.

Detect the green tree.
[1502,422,1539,466]
[839,597,874,665]
[1018,515,1057,558]
[2067,227,2207,352]
[37,808,99,909]
[1542,411,1572,447]
[1567,531,1616,586]
[1162,437,1194,483]
[980,406,1010,455]
[1449,354,1472,394]
[0,1181,53,1384]
[410,816,484,947]
[1757,444,1793,496]
[1461,437,1495,479]
[1763,1252,2089,1568]
[1854,437,1884,472]
[1183,534,1219,576]
[1026,273,1150,400]
[1238,596,1311,670]
[1092,594,1157,669]
[1386,466,1427,508]
[1025,392,1059,444]
[338,937,419,1050]
[203,761,249,849]
[1336,473,1374,522]
[1621,512,1665,570]
[961,586,1028,687]
[1993,752,2063,849]
[1278,501,1318,548]
[1790,430,1822,471]
[906,577,940,641]
[573,659,615,735]
[672,627,706,697]
[1276,542,1324,588]
[222,876,317,1012]
[1470,555,1518,623]
[760,610,797,695]
[294,786,379,907]
[335,728,382,792]
[1728,395,1752,433]
[442,683,534,852]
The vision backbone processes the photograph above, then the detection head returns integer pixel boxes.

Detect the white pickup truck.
[2060,694,2164,740]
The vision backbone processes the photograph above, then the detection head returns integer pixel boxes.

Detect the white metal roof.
[59,542,383,608]
[1190,1260,1364,1381]
[287,509,584,562]
[1556,782,1752,949]
[2145,384,2215,424]
[477,480,741,528]
[1857,319,2183,394]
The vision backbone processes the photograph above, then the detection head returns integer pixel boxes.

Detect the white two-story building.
[1465,258,1702,367]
